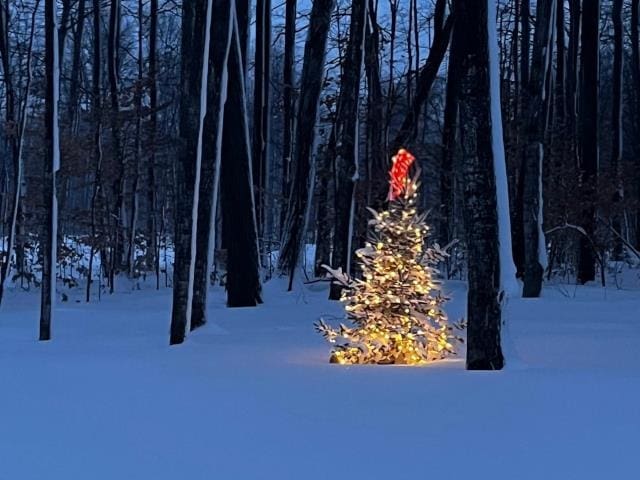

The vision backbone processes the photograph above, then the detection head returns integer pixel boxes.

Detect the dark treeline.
[0,0,638,368]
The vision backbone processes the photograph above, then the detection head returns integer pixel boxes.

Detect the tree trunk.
[170,0,207,344]
[328,0,367,300]
[191,0,234,328]
[521,0,555,297]
[67,0,85,129]
[252,0,272,244]
[611,0,623,259]
[364,0,386,211]
[108,0,124,291]
[278,0,336,288]
[280,0,296,238]
[632,0,640,248]
[577,0,599,284]
[146,0,158,273]
[456,0,504,370]
[392,0,453,151]
[41,0,60,341]
[220,4,263,307]
[439,11,462,249]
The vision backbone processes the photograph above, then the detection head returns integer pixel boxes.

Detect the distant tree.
[41,0,60,341]
[279,0,336,289]
[328,0,367,300]
[521,0,555,297]
[577,0,599,284]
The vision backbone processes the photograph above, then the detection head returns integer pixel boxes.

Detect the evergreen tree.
[316,150,462,365]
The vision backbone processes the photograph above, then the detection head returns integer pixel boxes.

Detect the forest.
[1,0,639,478]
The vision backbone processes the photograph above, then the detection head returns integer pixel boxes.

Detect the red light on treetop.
[388,148,416,200]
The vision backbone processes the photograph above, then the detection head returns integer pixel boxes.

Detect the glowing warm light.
[316,149,463,365]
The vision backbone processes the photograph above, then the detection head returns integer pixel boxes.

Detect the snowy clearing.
[1,280,638,479]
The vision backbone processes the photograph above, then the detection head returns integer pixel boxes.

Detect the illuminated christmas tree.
[316,149,462,365]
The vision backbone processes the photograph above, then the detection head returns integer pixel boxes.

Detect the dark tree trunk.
[252,0,272,243]
[577,0,599,284]
[632,1,640,248]
[313,149,333,278]
[512,0,531,277]
[146,0,158,274]
[280,0,297,238]
[220,6,263,307]
[170,0,206,345]
[611,0,623,259]
[86,0,103,303]
[41,0,60,341]
[108,0,124,291]
[328,0,367,300]
[439,10,462,249]
[191,0,234,328]
[67,0,85,128]
[392,0,453,151]
[278,0,336,288]
[364,0,386,211]
[456,0,504,370]
[521,0,555,298]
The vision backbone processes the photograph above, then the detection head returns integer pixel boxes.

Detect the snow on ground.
[0,280,638,479]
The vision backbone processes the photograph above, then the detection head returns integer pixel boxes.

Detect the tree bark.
[456,0,504,370]
[278,0,336,288]
[392,0,453,151]
[170,0,206,344]
[191,0,234,327]
[252,0,272,243]
[280,0,297,238]
[521,0,555,297]
[577,0,599,284]
[328,0,367,299]
[41,0,60,341]
[220,4,263,307]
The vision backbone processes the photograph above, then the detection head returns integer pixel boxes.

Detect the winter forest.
[1,0,639,478]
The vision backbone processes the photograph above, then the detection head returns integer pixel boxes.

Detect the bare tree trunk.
[170,0,207,344]
[278,0,336,288]
[521,0,555,297]
[147,0,158,275]
[87,0,103,303]
[191,0,233,327]
[577,0,599,284]
[439,10,462,250]
[280,0,296,238]
[611,0,623,259]
[220,2,263,307]
[253,0,272,244]
[456,0,504,370]
[41,0,60,341]
[392,0,452,150]
[67,0,85,129]
[328,0,367,300]
[0,1,38,306]
[632,0,640,248]
[364,0,386,211]
[108,0,123,292]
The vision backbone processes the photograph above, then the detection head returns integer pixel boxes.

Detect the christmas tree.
[316,149,462,365]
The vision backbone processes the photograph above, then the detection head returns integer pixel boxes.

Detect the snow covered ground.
[0,279,638,479]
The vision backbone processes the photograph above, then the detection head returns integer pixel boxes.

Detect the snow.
[488,0,519,297]
[1,279,638,479]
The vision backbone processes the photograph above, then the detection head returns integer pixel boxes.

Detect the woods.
[1,0,640,366]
